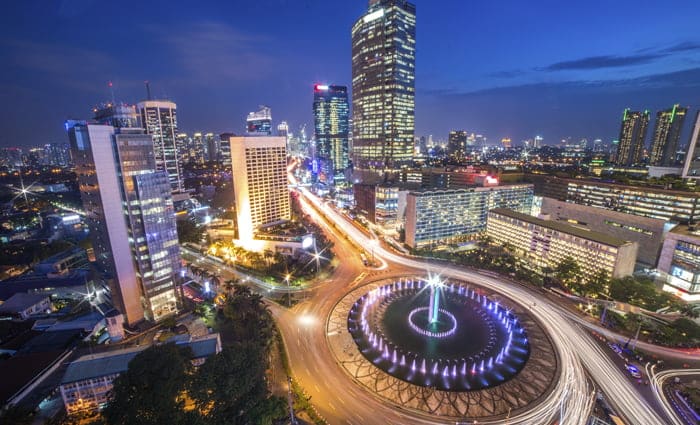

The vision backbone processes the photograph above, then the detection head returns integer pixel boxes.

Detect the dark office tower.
[93,103,140,129]
[313,85,349,184]
[614,109,650,166]
[137,100,183,192]
[246,106,272,136]
[67,122,180,325]
[352,0,416,182]
[649,104,688,166]
[448,131,468,159]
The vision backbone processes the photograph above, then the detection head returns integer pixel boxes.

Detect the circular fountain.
[347,276,530,391]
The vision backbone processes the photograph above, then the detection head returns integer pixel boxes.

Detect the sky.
[1,0,700,147]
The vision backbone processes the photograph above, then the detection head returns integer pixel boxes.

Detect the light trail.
[296,183,669,425]
[647,367,700,425]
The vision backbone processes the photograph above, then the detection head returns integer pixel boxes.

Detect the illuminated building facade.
[682,112,700,179]
[246,106,272,136]
[486,208,637,280]
[657,226,700,301]
[447,131,467,159]
[539,197,666,266]
[67,123,180,325]
[313,84,349,183]
[405,185,533,248]
[528,174,700,224]
[93,103,140,129]
[137,100,183,192]
[229,136,290,243]
[649,104,687,166]
[351,0,416,181]
[614,109,650,166]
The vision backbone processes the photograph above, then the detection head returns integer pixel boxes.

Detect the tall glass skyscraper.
[313,84,349,184]
[614,109,650,166]
[137,100,183,192]
[352,0,416,182]
[246,105,272,136]
[67,123,181,325]
[649,104,688,166]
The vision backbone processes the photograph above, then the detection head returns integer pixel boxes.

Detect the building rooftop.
[489,208,631,248]
[0,293,49,314]
[410,184,533,196]
[61,333,221,385]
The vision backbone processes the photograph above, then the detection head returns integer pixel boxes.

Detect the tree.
[102,344,193,425]
[176,219,201,244]
[554,257,581,290]
[584,269,609,298]
[189,344,285,425]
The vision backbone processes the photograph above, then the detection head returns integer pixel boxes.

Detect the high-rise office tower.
[44,143,72,167]
[93,103,140,129]
[533,136,544,149]
[67,122,180,325]
[447,131,468,159]
[351,0,416,182]
[228,136,290,244]
[277,121,289,138]
[682,112,700,179]
[614,109,650,166]
[649,104,688,167]
[313,84,349,183]
[246,106,272,136]
[137,100,183,192]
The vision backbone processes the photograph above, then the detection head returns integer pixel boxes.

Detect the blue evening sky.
[1,0,699,147]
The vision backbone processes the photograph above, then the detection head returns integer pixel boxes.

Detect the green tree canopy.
[102,344,193,425]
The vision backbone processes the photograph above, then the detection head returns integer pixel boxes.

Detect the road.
[647,367,700,425]
[290,184,671,425]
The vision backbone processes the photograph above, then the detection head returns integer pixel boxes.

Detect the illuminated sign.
[315,85,329,91]
[485,176,499,185]
[363,8,384,23]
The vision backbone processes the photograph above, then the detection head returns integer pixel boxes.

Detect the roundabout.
[328,276,558,419]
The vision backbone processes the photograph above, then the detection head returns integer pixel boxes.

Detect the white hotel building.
[486,208,637,280]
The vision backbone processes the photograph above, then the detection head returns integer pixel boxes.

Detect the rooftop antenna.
[145,80,152,101]
[108,81,116,105]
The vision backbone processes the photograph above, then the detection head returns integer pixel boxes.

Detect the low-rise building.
[405,185,533,249]
[539,197,667,266]
[486,208,637,280]
[657,225,700,302]
[59,333,222,415]
[0,293,52,319]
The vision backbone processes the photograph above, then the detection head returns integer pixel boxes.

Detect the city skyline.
[1,1,699,147]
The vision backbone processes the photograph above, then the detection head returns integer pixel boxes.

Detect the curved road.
[285,185,673,425]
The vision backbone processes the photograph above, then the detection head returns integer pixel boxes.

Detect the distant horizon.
[1,1,699,148]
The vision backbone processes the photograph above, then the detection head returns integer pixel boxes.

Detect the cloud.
[0,39,116,94]
[660,41,700,53]
[542,53,664,71]
[150,21,276,83]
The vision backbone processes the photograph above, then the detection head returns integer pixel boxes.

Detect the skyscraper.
[246,106,272,136]
[93,103,140,129]
[649,104,688,167]
[614,109,650,166]
[351,0,416,182]
[228,136,290,244]
[137,100,183,192]
[447,131,467,159]
[67,122,180,325]
[313,84,349,184]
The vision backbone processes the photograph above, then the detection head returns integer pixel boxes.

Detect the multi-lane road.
[196,178,693,424]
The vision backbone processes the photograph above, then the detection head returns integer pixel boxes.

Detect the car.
[626,364,642,379]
